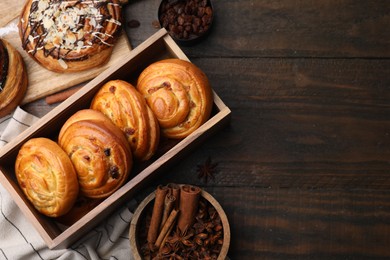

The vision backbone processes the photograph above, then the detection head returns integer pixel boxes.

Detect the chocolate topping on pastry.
[19,0,122,72]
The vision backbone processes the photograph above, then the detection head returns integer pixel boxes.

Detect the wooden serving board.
[0,0,132,105]
[0,0,21,28]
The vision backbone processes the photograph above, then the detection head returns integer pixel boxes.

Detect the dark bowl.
[158,0,214,46]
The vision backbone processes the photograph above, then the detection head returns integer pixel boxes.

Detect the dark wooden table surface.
[22,0,390,259]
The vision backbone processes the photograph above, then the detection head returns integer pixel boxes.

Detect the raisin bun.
[15,138,79,217]
[58,109,132,198]
[0,39,28,117]
[19,0,122,73]
[136,59,213,139]
[91,80,160,161]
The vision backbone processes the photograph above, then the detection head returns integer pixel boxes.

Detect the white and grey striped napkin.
[0,107,135,260]
[0,106,39,147]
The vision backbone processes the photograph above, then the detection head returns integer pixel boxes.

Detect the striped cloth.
[0,106,39,146]
[0,107,136,260]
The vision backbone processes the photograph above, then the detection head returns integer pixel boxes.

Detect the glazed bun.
[19,0,122,73]
[15,138,79,217]
[58,109,132,198]
[137,59,213,139]
[91,80,160,161]
[0,39,28,117]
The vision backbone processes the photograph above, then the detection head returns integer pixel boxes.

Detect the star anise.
[166,227,195,251]
[193,218,214,234]
[196,157,218,183]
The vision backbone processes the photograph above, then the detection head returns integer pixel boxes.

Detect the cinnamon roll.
[58,109,132,198]
[19,0,123,73]
[137,59,213,139]
[0,39,28,118]
[91,80,160,161]
[15,138,79,217]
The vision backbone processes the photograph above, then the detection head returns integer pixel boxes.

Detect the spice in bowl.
[129,184,230,259]
[158,0,214,44]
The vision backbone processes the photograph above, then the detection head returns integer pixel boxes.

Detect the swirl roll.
[91,80,160,161]
[19,0,123,72]
[15,138,79,217]
[137,59,213,139]
[58,109,132,198]
[0,39,28,117]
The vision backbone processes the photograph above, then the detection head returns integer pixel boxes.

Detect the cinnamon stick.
[160,193,176,231]
[177,185,201,232]
[147,185,169,248]
[167,183,180,210]
[154,209,179,248]
[45,86,83,105]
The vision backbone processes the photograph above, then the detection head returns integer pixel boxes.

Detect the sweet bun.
[137,59,213,139]
[58,109,132,198]
[0,39,28,117]
[15,137,79,217]
[19,0,122,73]
[91,80,160,161]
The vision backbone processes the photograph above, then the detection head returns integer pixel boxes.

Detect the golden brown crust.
[15,138,79,217]
[137,59,213,139]
[91,80,160,161]
[18,0,122,73]
[0,39,28,118]
[58,109,132,198]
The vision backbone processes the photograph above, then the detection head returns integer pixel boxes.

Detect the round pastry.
[91,80,160,161]
[15,137,79,217]
[0,39,28,118]
[137,59,213,139]
[58,109,132,198]
[19,0,123,73]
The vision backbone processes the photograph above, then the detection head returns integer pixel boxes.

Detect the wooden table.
[22,0,390,258]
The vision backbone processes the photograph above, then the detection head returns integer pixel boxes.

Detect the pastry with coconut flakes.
[19,0,123,73]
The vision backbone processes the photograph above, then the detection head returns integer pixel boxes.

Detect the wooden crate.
[0,28,231,249]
